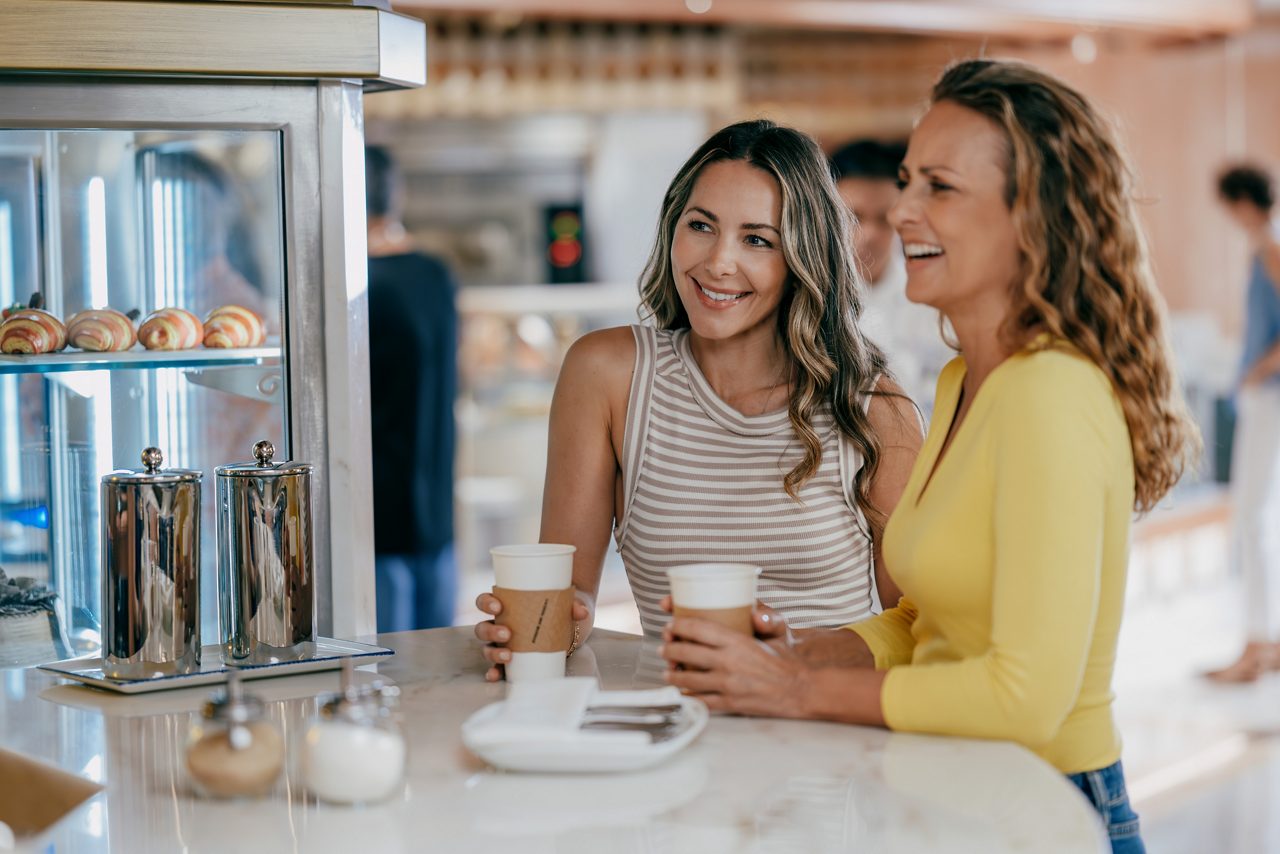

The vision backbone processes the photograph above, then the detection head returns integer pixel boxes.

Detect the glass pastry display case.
[0,0,425,663]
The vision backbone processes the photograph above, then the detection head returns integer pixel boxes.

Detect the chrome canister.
[101,447,202,678]
[216,440,315,663]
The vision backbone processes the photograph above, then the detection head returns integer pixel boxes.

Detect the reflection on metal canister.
[216,440,315,663]
[101,447,202,678]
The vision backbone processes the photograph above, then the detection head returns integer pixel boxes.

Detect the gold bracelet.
[566,622,582,657]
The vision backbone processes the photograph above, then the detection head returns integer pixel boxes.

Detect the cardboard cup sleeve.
[493,586,575,652]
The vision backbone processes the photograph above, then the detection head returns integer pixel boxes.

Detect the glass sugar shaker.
[300,658,406,805]
[185,671,285,798]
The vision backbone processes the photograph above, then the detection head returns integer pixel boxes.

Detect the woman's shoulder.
[1001,341,1112,398]
[993,341,1125,433]
[568,324,639,353]
[865,375,926,446]
[560,325,639,388]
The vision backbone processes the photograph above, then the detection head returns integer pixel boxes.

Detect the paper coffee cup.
[490,544,576,682]
[667,563,760,635]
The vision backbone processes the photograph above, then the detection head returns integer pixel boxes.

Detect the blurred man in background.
[365,145,459,631]
[1210,163,1280,681]
[831,138,949,413]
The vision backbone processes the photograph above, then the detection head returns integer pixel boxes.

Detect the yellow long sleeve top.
[850,341,1134,774]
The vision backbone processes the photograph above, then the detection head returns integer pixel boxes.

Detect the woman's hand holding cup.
[475,590,592,682]
[658,566,807,715]
[657,593,789,647]
[475,544,586,682]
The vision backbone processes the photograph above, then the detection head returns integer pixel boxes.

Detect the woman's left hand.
[661,616,811,718]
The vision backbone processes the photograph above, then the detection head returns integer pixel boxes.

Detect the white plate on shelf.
[38,637,392,694]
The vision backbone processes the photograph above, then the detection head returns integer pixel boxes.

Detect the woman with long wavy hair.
[475,120,923,670]
[661,60,1200,854]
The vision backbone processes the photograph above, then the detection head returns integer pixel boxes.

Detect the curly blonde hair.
[932,59,1200,512]
[638,120,895,521]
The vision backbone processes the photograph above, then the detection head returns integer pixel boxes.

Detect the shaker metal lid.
[214,439,313,478]
[202,673,265,727]
[101,447,202,484]
[319,658,399,725]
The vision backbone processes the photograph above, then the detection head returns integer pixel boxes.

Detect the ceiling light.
[1071,33,1098,65]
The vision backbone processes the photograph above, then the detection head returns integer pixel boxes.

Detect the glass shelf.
[0,346,282,375]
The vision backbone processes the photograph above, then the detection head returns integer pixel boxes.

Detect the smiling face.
[671,159,790,342]
[889,101,1022,328]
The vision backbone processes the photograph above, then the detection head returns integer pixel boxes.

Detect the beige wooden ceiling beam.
[394,0,1254,38]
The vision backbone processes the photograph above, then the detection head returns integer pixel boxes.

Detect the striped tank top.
[615,325,877,636]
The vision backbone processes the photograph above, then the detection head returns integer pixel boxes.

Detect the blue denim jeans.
[375,545,457,632]
[1067,760,1145,854]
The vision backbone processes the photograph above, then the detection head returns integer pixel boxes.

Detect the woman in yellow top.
[660,59,1200,854]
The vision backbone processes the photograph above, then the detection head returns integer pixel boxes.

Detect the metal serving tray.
[37,637,392,694]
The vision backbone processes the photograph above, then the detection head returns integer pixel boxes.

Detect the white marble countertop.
[3,627,1108,853]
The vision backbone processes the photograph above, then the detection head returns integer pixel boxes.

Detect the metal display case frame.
[0,0,426,641]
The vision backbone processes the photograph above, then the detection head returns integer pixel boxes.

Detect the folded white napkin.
[462,678,687,749]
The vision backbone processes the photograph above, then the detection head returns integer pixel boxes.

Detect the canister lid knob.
[141,447,163,473]
[253,440,275,467]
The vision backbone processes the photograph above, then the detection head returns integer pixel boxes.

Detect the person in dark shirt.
[365,145,459,630]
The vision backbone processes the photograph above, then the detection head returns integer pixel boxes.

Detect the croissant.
[203,305,266,349]
[67,308,137,352]
[138,308,203,351]
[0,309,67,354]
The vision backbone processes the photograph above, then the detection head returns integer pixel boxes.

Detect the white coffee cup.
[666,563,760,635]
[490,544,576,682]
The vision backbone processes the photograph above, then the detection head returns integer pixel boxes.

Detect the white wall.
[584,110,709,287]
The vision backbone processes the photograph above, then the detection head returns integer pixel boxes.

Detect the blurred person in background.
[1209,164,1280,681]
[366,145,459,631]
[661,60,1203,854]
[831,139,950,412]
[474,119,924,678]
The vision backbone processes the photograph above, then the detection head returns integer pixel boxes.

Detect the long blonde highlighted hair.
[932,59,1199,511]
[638,120,895,521]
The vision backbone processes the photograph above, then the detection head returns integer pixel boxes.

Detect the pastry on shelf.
[3,291,47,321]
[203,305,266,349]
[0,308,67,355]
[138,308,203,351]
[67,308,138,353]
